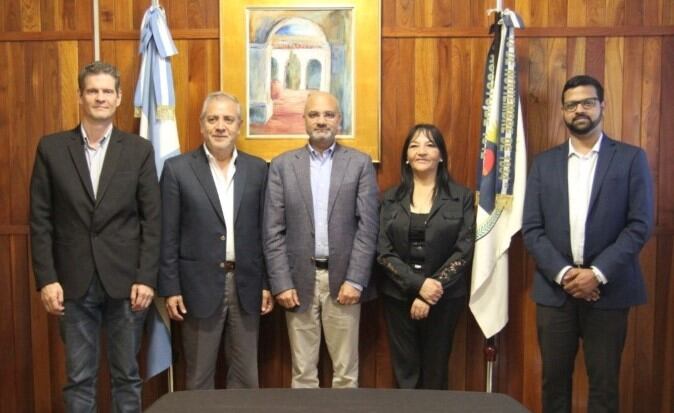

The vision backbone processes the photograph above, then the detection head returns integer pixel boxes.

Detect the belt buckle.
[312,257,329,269]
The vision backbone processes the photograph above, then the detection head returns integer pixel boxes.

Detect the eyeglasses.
[562,97,600,112]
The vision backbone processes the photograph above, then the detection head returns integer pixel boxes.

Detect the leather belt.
[312,258,329,270]
[221,261,236,271]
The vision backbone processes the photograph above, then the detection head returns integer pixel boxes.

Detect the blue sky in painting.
[275,23,320,36]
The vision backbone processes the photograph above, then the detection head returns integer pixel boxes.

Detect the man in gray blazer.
[30,62,160,412]
[263,91,379,388]
[159,92,273,389]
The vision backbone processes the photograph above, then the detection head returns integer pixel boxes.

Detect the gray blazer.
[263,143,379,312]
[158,147,268,318]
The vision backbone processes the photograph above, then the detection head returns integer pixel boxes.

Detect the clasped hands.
[562,267,600,302]
[411,278,444,320]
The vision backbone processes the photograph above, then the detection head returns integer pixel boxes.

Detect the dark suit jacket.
[263,144,379,312]
[158,147,268,318]
[377,184,475,301]
[522,135,654,308]
[30,126,161,299]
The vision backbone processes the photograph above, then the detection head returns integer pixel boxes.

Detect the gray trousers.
[182,271,260,389]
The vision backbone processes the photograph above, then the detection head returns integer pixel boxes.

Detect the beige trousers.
[285,269,361,388]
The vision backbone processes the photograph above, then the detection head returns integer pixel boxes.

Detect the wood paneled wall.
[1,1,672,412]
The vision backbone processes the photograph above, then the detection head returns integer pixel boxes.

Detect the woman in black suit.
[378,124,475,389]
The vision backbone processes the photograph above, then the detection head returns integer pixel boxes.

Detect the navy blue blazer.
[522,135,654,308]
[158,147,268,318]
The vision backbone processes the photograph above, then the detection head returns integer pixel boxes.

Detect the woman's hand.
[410,298,430,320]
[418,278,443,304]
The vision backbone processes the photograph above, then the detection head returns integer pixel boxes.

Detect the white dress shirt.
[555,135,607,285]
[204,144,237,261]
[81,124,112,199]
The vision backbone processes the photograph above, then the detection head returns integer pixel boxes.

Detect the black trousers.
[536,300,629,413]
[383,294,464,389]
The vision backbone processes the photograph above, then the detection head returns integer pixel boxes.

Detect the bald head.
[303,92,342,151]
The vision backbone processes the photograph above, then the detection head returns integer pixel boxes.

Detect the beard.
[308,129,337,146]
[565,112,602,136]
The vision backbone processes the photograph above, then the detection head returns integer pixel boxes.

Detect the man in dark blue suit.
[158,92,272,389]
[523,75,654,413]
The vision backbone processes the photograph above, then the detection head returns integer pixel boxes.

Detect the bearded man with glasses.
[522,75,654,413]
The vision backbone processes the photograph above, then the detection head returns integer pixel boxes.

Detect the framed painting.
[220,0,381,161]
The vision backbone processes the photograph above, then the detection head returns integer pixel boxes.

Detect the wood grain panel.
[658,36,674,225]
[0,236,18,413]
[0,43,11,225]
[2,1,674,412]
[413,38,438,124]
[604,37,624,139]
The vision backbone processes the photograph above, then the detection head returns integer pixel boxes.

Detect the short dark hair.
[561,75,604,103]
[395,124,453,202]
[78,61,121,94]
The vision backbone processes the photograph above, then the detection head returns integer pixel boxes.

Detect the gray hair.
[199,91,242,121]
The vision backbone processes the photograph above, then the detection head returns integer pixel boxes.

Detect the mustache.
[573,114,591,122]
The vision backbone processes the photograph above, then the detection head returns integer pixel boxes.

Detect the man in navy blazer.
[30,62,161,412]
[523,75,654,413]
[158,92,272,389]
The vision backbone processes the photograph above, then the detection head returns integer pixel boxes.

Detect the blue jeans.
[59,275,147,413]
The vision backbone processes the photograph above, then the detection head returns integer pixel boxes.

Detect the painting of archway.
[247,8,353,136]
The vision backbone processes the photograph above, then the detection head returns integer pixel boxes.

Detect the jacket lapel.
[327,145,349,219]
[427,190,451,222]
[190,147,226,226]
[292,148,314,228]
[233,155,247,225]
[94,128,123,206]
[66,128,95,202]
[556,143,570,237]
[588,135,616,212]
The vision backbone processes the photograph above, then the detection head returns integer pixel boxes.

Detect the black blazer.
[30,126,161,299]
[158,147,268,318]
[377,183,475,301]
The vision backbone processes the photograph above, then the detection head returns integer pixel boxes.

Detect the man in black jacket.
[30,61,161,412]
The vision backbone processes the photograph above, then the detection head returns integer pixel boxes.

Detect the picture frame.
[220,0,381,161]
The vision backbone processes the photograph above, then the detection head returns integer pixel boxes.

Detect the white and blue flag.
[469,9,526,339]
[134,4,179,380]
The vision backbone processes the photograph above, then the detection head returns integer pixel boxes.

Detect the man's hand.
[275,288,300,309]
[40,282,65,315]
[418,278,443,305]
[410,298,430,320]
[561,267,581,286]
[130,283,154,311]
[261,289,274,315]
[337,282,361,305]
[563,268,600,301]
[166,295,187,321]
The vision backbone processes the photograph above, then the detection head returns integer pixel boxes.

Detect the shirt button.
[220,235,225,241]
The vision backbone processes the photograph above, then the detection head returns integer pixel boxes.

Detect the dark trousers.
[383,294,463,389]
[536,301,629,413]
[59,275,147,413]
